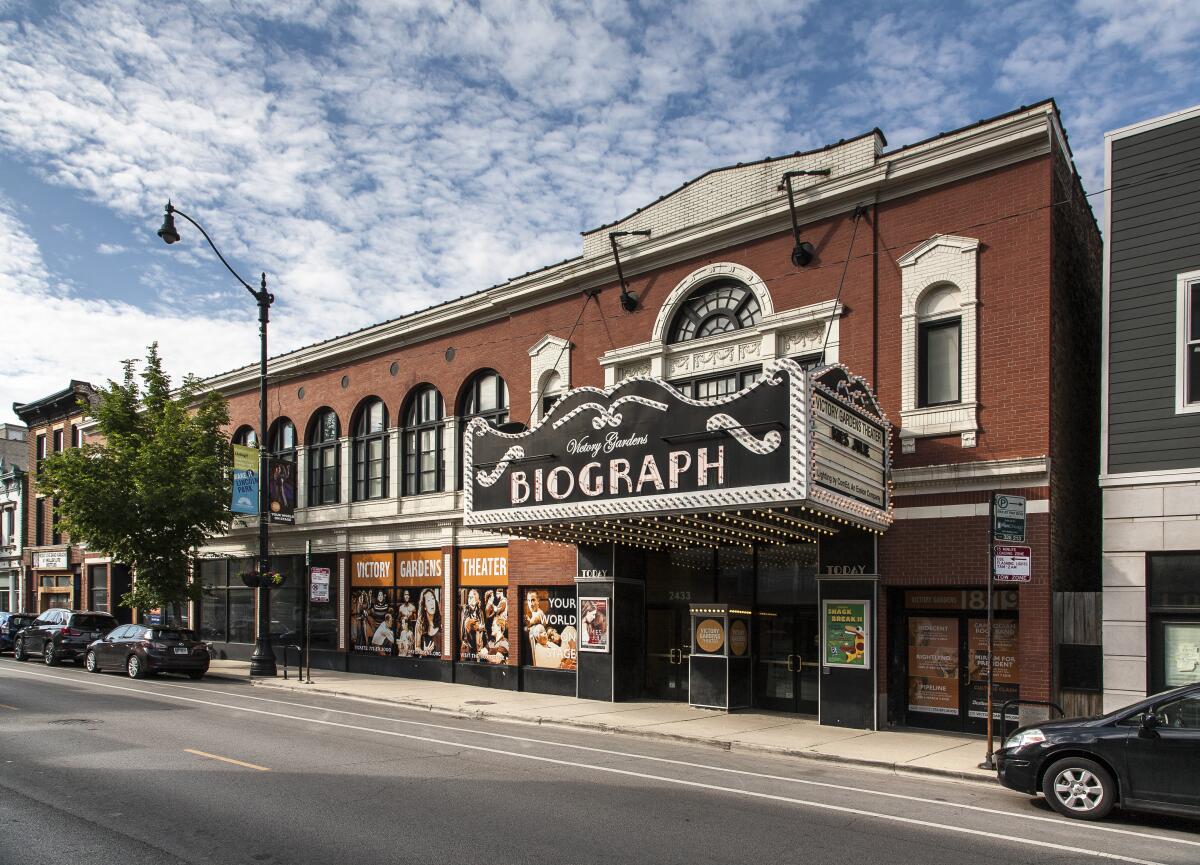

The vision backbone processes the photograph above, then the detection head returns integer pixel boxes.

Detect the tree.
[39,343,232,621]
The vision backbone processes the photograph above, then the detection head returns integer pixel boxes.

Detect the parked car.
[997,682,1200,820]
[84,624,210,679]
[13,609,119,666]
[0,612,37,654]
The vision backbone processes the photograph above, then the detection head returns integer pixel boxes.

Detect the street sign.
[993,494,1026,542]
[993,544,1031,582]
[310,567,331,603]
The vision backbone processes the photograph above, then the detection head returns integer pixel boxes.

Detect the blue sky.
[1,0,1197,423]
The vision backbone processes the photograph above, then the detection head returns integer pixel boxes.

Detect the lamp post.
[157,200,277,677]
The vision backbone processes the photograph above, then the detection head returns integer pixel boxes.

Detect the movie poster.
[579,597,609,653]
[458,587,509,664]
[907,617,960,716]
[522,587,577,670]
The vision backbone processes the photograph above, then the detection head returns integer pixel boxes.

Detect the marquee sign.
[463,359,891,532]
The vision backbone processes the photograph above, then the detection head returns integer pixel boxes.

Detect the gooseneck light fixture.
[608,230,651,312]
[157,200,277,678]
[778,169,831,268]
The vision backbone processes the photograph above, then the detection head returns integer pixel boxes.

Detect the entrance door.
[905,612,1019,734]
[754,607,818,714]
[644,605,690,700]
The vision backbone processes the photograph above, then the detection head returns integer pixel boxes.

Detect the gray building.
[1,424,27,611]
[1102,104,1200,711]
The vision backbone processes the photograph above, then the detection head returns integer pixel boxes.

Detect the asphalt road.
[2,657,1198,865]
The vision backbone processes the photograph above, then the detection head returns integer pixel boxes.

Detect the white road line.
[141,675,1200,851]
[0,664,1173,865]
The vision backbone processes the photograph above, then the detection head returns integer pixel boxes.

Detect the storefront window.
[521,586,577,670]
[307,553,339,651]
[1149,553,1200,693]
[228,589,255,643]
[755,544,818,605]
[198,557,254,644]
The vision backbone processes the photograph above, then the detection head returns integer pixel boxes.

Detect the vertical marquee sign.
[462,359,892,532]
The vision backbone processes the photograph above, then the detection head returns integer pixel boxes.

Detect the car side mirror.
[1139,712,1159,737]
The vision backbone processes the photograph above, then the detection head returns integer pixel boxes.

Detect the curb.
[243,677,996,786]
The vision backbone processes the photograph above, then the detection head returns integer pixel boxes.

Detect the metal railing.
[280,643,305,681]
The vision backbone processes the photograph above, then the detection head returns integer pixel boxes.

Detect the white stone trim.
[892,456,1048,496]
[529,334,572,421]
[1100,467,1200,487]
[897,234,980,442]
[1177,269,1200,414]
[893,498,1048,520]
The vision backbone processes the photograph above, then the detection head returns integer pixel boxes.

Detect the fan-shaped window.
[667,279,761,344]
[403,385,444,495]
[307,409,341,506]
[539,370,565,419]
[352,398,388,501]
[461,370,509,427]
[232,426,258,447]
[268,418,296,462]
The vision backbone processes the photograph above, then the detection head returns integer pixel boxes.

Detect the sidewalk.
[207,659,997,783]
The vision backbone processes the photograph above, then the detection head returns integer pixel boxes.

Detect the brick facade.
[199,101,1101,728]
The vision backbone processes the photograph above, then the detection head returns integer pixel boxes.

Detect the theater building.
[197,100,1101,731]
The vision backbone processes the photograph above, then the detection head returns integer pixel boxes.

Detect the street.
[1,659,1197,865]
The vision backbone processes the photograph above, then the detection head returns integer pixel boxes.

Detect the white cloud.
[96,242,128,255]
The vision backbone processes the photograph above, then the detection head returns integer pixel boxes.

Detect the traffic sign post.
[993,494,1026,542]
[993,544,1032,582]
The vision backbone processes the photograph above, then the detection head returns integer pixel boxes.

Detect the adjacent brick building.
[197,100,1102,731]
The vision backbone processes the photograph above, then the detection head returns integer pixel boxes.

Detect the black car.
[84,624,210,679]
[997,682,1200,820]
[0,612,36,653]
[13,609,119,666]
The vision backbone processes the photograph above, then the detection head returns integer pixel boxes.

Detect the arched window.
[461,370,509,428]
[306,409,340,506]
[667,279,761,344]
[268,418,296,462]
[538,370,565,420]
[232,426,258,447]
[916,284,962,407]
[352,398,388,501]
[402,385,444,495]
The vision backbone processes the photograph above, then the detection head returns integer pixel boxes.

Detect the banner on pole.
[231,444,259,515]
[268,459,296,524]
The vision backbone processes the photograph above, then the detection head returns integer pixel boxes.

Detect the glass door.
[754,607,818,714]
[644,605,690,700]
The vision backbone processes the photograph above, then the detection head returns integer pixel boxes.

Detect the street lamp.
[157,200,277,677]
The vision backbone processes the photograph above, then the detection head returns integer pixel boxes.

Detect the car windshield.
[153,629,197,642]
[73,615,118,630]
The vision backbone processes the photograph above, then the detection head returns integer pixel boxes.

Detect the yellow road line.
[0,702,18,710]
[183,748,270,772]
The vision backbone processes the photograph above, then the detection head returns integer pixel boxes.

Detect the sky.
[1,0,1197,424]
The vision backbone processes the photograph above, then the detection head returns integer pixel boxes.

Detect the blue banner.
[231,468,258,515]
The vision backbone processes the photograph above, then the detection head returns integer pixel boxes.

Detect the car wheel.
[127,654,147,679]
[13,638,27,661]
[43,643,59,666]
[85,651,101,673]
[187,670,205,680]
[1042,757,1116,820]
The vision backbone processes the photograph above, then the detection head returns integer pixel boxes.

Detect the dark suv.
[13,609,120,666]
[0,612,36,653]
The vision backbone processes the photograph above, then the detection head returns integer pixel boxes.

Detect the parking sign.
[993,494,1026,542]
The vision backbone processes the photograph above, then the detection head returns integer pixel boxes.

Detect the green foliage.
[39,343,232,613]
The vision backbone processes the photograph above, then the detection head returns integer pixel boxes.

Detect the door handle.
[786,654,796,672]
[669,648,682,664]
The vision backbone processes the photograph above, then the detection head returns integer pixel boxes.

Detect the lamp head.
[157,202,180,245]
[791,241,815,268]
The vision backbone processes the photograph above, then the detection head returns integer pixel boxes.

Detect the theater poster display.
[823,600,869,668]
[522,587,577,670]
[968,618,1020,720]
[350,552,395,656]
[579,597,609,653]
[396,550,443,659]
[907,617,960,716]
[458,546,510,665]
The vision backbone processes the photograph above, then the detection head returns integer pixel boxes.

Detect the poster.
[968,618,1020,720]
[410,587,443,658]
[310,567,330,603]
[579,597,609,653]
[907,617,959,716]
[268,459,296,524]
[729,619,749,657]
[350,587,395,655]
[522,587,577,670]
[694,618,725,654]
[458,587,509,664]
[823,600,869,668]
[230,444,258,515]
[1163,622,1200,688]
